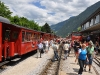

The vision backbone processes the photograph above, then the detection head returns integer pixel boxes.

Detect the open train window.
[72,33,82,36]
[34,33,37,39]
[31,33,34,40]
[12,31,18,39]
[26,32,32,41]
[4,29,11,41]
[22,31,25,42]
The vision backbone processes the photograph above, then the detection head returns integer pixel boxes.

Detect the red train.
[71,32,82,41]
[0,16,56,62]
[67,32,83,41]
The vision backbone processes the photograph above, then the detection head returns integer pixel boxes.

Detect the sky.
[1,0,100,26]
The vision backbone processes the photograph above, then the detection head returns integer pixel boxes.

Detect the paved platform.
[0,47,54,75]
[59,51,97,75]
[0,47,98,75]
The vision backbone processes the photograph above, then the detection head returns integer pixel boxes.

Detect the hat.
[89,41,93,45]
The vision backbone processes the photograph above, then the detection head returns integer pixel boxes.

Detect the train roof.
[0,16,10,24]
[0,16,53,35]
[12,24,52,34]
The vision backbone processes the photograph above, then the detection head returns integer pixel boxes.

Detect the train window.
[12,32,18,39]
[31,33,34,41]
[40,34,43,39]
[38,34,40,39]
[26,32,32,41]
[72,33,82,36]
[95,15,99,24]
[5,29,11,41]
[22,31,25,42]
[36,34,39,39]
[34,33,38,40]
[33,34,36,39]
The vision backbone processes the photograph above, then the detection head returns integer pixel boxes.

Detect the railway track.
[40,44,63,75]
[93,56,100,67]
[93,56,100,75]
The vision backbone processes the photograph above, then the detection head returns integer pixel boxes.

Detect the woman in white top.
[63,41,69,60]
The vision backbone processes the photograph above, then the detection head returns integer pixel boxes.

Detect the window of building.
[94,15,99,24]
[82,25,84,30]
[84,24,86,29]
[85,22,89,28]
[90,19,94,26]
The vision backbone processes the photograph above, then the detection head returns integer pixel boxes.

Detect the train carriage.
[71,32,82,41]
[0,20,39,61]
[0,16,56,62]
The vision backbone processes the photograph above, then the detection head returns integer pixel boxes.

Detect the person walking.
[75,41,81,64]
[63,41,69,60]
[84,40,94,72]
[45,40,49,53]
[37,41,43,58]
[42,40,46,53]
[77,44,87,75]
[52,42,59,62]
[68,41,71,56]
[94,41,99,55]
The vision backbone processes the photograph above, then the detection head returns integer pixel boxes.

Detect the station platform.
[0,47,98,75]
[0,47,54,75]
[59,51,97,75]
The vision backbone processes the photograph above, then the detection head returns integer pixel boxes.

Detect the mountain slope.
[50,1,100,37]
[50,20,67,33]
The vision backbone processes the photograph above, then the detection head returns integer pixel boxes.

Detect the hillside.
[50,1,100,37]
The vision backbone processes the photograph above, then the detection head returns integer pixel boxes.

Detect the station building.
[80,7,100,44]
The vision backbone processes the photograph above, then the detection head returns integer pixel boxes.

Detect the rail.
[93,56,100,75]
[40,44,63,75]
[55,44,63,75]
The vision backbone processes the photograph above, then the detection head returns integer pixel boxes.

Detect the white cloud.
[1,0,100,26]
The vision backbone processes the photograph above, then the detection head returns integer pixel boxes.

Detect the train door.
[2,26,11,60]
[11,31,20,55]
[2,25,16,60]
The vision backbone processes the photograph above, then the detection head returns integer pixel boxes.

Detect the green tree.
[0,1,12,18]
[0,1,41,31]
[77,26,81,31]
[10,15,20,25]
[41,23,51,33]
[10,15,41,31]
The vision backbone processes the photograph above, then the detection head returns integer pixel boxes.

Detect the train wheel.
[2,57,6,62]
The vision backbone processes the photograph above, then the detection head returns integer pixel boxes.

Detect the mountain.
[50,1,100,37]
[50,20,67,33]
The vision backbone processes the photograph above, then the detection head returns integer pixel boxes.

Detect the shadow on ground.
[73,68,79,73]
[66,73,77,75]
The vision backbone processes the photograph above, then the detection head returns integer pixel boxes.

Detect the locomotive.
[0,16,56,62]
[67,32,83,41]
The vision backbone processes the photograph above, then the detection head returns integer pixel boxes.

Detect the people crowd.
[36,36,99,75]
